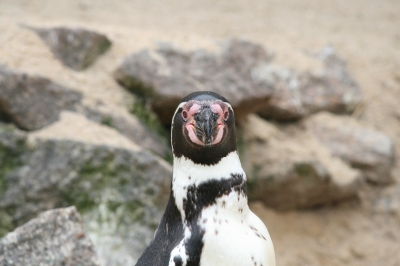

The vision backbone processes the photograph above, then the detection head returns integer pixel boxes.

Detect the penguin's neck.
[172,151,247,221]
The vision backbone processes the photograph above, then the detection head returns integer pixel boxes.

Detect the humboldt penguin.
[136,91,275,266]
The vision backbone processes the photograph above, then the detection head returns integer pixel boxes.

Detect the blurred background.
[0,0,399,265]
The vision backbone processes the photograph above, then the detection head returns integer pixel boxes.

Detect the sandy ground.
[1,0,400,265]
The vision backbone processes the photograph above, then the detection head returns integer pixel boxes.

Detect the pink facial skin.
[183,102,204,146]
[181,100,229,146]
[209,101,229,145]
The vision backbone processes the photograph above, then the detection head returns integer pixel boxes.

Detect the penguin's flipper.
[135,192,184,266]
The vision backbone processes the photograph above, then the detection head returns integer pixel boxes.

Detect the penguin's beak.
[194,107,217,147]
[203,117,213,146]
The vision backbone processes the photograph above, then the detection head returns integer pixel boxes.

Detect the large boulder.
[0,66,167,156]
[0,123,172,265]
[0,67,82,131]
[240,115,361,210]
[257,47,362,121]
[79,103,169,157]
[256,65,304,121]
[0,206,100,266]
[0,123,26,236]
[114,39,274,124]
[28,26,112,71]
[306,112,395,184]
[299,47,363,115]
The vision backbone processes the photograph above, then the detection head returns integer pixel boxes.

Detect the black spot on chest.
[173,255,183,266]
[182,174,247,265]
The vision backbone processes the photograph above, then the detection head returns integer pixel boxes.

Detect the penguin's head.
[171,91,237,165]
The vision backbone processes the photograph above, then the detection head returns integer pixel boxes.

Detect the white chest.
[172,152,245,217]
[170,152,275,266]
[200,193,275,266]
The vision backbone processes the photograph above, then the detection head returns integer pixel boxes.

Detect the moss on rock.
[130,98,173,163]
[0,125,27,237]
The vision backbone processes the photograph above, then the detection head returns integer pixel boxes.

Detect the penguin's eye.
[224,111,229,121]
[182,110,188,121]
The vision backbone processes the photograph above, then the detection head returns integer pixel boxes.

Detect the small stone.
[349,246,366,259]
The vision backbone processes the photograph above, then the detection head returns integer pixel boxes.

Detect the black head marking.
[172,91,237,165]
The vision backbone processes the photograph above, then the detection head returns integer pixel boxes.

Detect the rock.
[369,185,400,215]
[0,125,172,265]
[80,102,169,157]
[256,65,304,120]
[306,112,395,184]
[0,206,100,266]
[240,114,361,210]
[255,47,362,121]
[0,67,82,131]
[29,111,142,152]
[114,39,274,124]
[299,47,363,115]
[0,123,26,236]
[29,26,112,71]
[0,66,168,156]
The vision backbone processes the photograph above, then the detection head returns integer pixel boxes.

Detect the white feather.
[171,152,275,266]
[172,151,245,218]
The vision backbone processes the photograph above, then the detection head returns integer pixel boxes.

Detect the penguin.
[136,91,275,266]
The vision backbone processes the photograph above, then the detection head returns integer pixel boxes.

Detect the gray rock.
[29,26,112,71]
[80,103,169,157]
[0,206,100,266]
[0,125,172,265]
[369,184,400,216]
[299,47,363,115]
[243,46,360,121]
[114,39,274,124]
[0,123,26,236]
[0,67,82,131]
[240,115,361,210]
[256,65,304,120]
[306,112,395,184]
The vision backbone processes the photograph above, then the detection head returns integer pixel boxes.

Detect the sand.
[1,0,400,265]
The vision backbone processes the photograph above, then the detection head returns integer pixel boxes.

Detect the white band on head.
[171,102,187,150]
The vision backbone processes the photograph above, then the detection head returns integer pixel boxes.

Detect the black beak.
[195,107,217,146]
[204,120,212,146]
